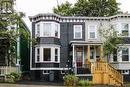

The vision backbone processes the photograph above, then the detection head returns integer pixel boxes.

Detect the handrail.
[91,62,123,85]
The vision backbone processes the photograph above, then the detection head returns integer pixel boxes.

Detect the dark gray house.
[29,13,130,82]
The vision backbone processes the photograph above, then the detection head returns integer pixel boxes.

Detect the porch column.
[86,45,90,64]
[94,46,96,61]
[100,45,103,61]
[72,45,75,68]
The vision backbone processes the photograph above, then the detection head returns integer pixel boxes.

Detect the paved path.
[0,81,130,87]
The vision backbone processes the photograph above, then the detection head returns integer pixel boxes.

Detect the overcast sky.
[15,0,130,30]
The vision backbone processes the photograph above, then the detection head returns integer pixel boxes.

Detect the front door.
[76,47,83,68]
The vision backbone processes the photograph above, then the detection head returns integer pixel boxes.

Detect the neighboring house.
[0,20,30,78]
[29,13,130,82]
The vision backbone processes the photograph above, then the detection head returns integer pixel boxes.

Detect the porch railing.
[91,62,123,86]
[0,66,18,76]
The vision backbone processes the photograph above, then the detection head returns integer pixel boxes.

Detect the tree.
[98,25,123,60]
[53,1,73,16]
[53,0,121,16]
[0,0,28,66]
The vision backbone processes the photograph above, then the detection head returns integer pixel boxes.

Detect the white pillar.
[72,45,75,68]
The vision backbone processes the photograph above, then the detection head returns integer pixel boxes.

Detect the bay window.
[74,25,82,39]
[35,46,60,63]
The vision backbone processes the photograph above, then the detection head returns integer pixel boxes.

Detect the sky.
[15,0,130,30]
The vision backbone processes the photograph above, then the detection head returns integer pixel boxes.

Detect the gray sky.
[15,0,130,29]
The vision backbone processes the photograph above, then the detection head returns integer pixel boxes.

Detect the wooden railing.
[91,62,123,86]
[0,66,18,76]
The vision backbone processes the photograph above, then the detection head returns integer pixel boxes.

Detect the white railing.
[0,66,19,76]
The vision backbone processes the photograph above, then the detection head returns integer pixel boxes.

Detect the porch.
[71,41,123,86]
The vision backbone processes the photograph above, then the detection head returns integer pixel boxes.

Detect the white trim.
[30,67,70,70]
[75,74,92,76]
[73,25,82,39]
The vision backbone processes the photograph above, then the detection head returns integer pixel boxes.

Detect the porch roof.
[70,41,103,46]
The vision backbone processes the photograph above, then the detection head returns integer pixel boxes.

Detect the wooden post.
[100,45,103,62]
[86,45,90,64]
[94,46,96,62]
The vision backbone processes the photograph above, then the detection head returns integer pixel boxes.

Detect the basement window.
[121,70,129,75]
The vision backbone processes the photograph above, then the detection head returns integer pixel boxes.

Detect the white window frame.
[120,23,129,37]
[122,47,129,62]
[35,45,60,63]
[35,23,40,37]
[74,25,82,39]
[88,25,97,39]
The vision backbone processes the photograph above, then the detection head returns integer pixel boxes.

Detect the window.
[43,23,51,37]
[121,23,129,36]
[90,48,94,59]
[36,48,40,62]
[121,70,129,75]
[43,48,51,61]
[113,49,117,62]
[76,47,83,67]
[88,25,97,39]
[55,24,58,37]
[74,25,82,39]
[36,24,40,37]
[55,49,58,62]
[43,70,50,74]
[122,48,129,61]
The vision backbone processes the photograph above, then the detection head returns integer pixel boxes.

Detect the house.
[29,13,130,84]
[0,0,30,80]
[0,20,30,80]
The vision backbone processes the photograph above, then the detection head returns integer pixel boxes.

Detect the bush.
[78,79,91,86]
[63,74,79,86]
[6,72,21,83]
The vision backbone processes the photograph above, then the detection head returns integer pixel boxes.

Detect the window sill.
[35,61,60,63]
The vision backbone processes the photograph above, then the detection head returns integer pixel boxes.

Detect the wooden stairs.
[90,61,123,86]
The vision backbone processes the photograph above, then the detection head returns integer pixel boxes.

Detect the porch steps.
[91,62,123,86]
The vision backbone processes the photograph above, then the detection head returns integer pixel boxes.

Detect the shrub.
[6,72,21,83]
[63,74,79,86]
[78,79,91,86]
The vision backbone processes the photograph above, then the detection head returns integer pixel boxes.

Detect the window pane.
[122,48,129,61]
[122,48,128,54]
[122,55,129,61]
[55,24,58,37]
[37,48,40,62]
[113,50,117,62]
[90,32,95,38]
[43,23,51,36]
[122,23,129,36]
[43,48,51,61]
[55,49,58,62]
